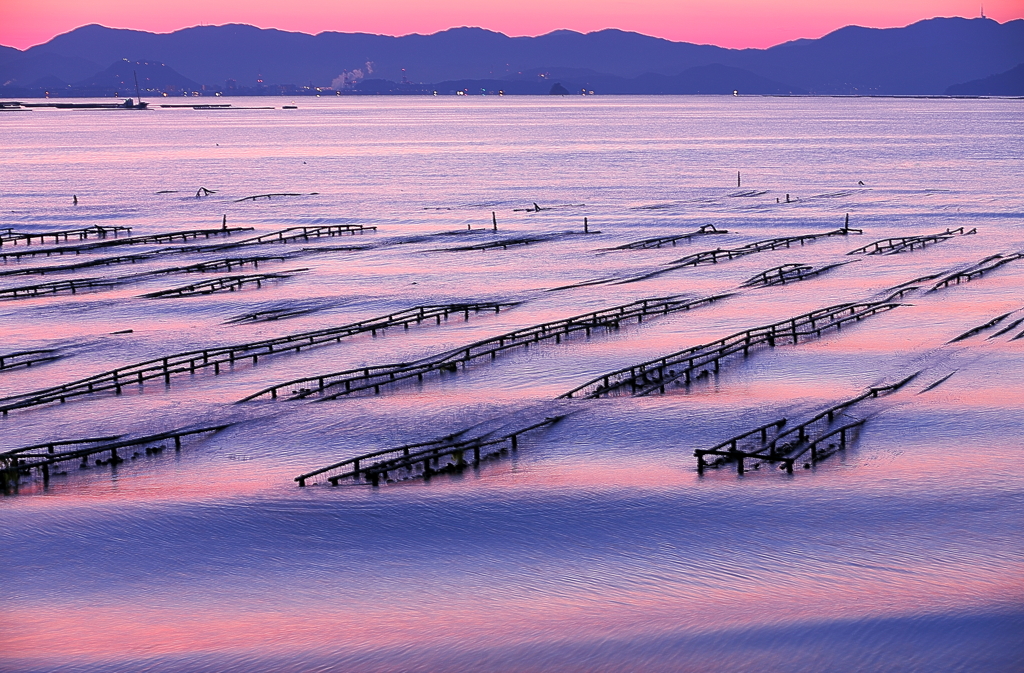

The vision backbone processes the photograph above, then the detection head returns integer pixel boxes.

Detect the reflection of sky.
[1,97,1023,672]
[5,473,1024,667]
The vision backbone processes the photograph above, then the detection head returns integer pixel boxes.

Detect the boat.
[18,71,150,110]
[21,99,149,110]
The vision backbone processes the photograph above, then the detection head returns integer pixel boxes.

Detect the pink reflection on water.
[5,570,1021,665]
[3,98,1023,672]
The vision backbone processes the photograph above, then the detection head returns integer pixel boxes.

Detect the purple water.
[1,96,1023,672]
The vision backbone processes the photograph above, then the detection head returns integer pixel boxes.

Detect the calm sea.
[1,96,1022,672]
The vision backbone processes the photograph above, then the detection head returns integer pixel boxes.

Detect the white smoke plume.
[331,69,364,89]
[331,62,375,89]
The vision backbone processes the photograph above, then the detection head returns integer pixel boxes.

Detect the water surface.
[1,96,1023,672]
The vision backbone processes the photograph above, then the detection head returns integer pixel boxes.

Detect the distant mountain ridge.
[945,63,1024,95]
[1,17,1022,96]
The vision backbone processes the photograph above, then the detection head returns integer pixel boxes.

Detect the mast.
[133,70,143,107]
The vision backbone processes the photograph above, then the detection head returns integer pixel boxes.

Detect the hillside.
[1,17,1021,96]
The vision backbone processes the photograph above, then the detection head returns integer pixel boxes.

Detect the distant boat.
[20,99,149,110]
[18,70,151,110]
[160,103,232,109]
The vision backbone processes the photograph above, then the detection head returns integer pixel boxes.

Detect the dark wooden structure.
[146,255,288,275]
[0,227,253,261]
[294,416,566,487]
[234,193,303,202]
[605,224,728,250]
[949,311,1018,343]
[0,349,60,371]
[240,294,730,402]
[0,276,121,299]
[209,225,376,250]
[1,426,229,492]
[439,235,551,251]
[694,375,917,474]
[620,226,861,283]
[224,306,321,324]
[560,297,902,399]
[669,228,860,267]
[140,268,308,298]
[0,302,513,415]
[0,256,291,300]
[930,251,1024,291]
[0,251,160,276]
[846,227,975,255]
[0,225,132,247]
[741,261,850,287]
[989,316,1024,340]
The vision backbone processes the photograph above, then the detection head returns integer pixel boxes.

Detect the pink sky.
[2,0,1021,50]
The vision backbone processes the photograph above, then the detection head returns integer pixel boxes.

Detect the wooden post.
[584,217,588,233]
[492,212,497,231]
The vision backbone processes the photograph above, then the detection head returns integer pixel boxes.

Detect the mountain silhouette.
[1,17,1021,95]
[945,63,1024,95]
[74,59,201,93]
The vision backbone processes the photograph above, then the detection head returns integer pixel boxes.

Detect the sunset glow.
[3,0,1024,656]
[2,0,1023,50]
